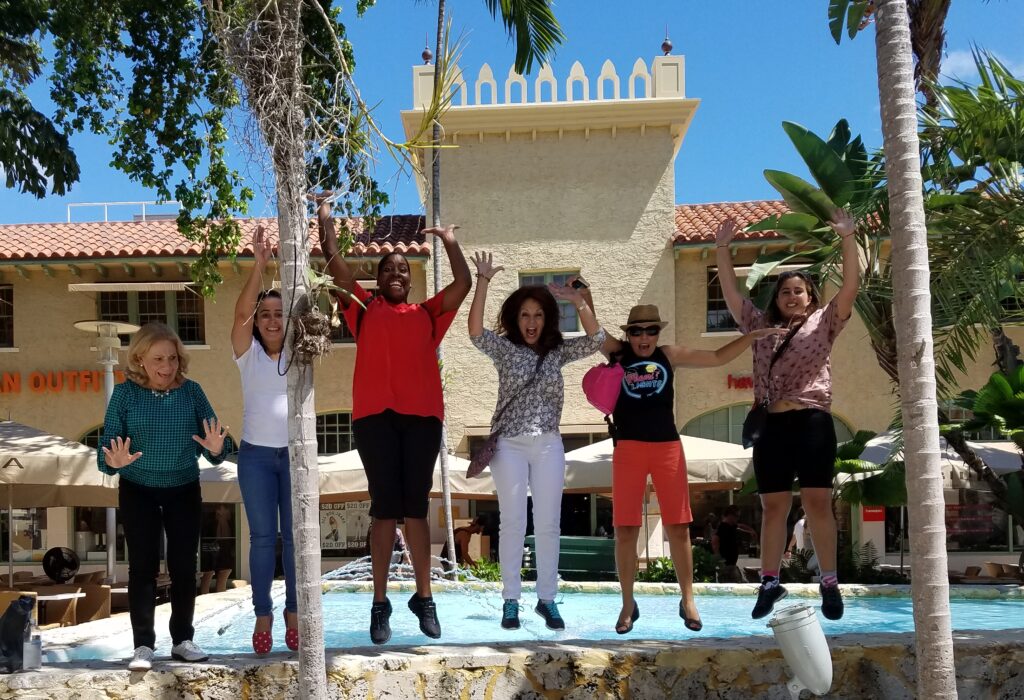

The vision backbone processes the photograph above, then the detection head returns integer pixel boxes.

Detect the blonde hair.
[125,322,190,386]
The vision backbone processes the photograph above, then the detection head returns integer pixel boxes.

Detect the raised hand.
[253,225,272,269]
[423,224,458,245]
[548,281,582,304]
[716,219,739,248]
[471,251,504,281]
[101,437,143,469]
[828,208,855,239]
[193,417,229,456]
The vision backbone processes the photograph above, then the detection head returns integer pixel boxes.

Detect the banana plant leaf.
[838,461,907,506]
[782,121,855,207]
[764,170,838,223]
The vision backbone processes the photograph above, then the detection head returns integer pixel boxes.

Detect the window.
[72,507,126,562]
[682,405,854,445]
[519,272,580,333]
[0,285,12,347]
[79,427,102,449]
[941,400,1000,441]
[200,503,237,577]
[2,508,48,564]
[318,295,355,344]
[99,289,206,344]
[560,431,607,453]
[316,411,354,454]
[705,267,818,333]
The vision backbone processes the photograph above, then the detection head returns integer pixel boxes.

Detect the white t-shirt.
[235,338,289,448]
[793,518,808,551]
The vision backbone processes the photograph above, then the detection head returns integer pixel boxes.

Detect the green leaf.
[828,0,851,44]
[745,250,801,291]
[826,119,852,154]
[781,121,854,206]
[747,212,822,234]
[846,1,871,40]
[1005,471,1024,521]
[764,170,837,222]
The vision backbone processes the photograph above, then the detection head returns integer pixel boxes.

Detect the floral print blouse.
[471,328,607,438]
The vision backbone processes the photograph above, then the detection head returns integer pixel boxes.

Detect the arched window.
[682,404,854,445]
[316,411,354,455]
[79,426,103,448]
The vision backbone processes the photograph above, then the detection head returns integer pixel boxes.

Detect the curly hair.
[765,271,823,324]
[252,289,283,355]
[497,285,564,355]
[125,322,189,386]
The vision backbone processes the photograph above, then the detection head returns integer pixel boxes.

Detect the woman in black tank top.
[596,303,783,635]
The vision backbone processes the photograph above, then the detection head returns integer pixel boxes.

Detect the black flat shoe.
[680,600,703,632]
[615,602,640,635]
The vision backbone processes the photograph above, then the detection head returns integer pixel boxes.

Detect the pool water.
[52,589,1024,662]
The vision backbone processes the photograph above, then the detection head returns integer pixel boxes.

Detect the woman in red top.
[317,196,471,645]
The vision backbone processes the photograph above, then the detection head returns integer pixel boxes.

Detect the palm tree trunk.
[874,1,957,696]
[431,0,458,577]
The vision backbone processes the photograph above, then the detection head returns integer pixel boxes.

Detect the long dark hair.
[497,285,564,355]
[252,289,282,354]
[765,271,823,324]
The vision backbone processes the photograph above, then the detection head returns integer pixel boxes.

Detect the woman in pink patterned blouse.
[715,209,859,622]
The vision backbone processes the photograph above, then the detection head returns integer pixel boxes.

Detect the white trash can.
[767,604,833,696]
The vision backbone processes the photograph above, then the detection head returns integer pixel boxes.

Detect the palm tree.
[427,0,564,570]
[870,0,956,695]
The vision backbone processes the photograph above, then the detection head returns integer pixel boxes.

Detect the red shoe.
[284,609,299,651]
[252,630,273,656]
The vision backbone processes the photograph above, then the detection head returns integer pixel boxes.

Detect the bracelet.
[716,244,729,249]
[476,273,492,281]
[576,302,588,311]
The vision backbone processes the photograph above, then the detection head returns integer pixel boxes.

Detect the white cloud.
[941,49,1024,84]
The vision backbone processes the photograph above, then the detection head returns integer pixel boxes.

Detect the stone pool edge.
[5,627,1023,699]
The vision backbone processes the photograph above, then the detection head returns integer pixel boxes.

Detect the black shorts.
[752,409,837,494]
[352,409,442,519]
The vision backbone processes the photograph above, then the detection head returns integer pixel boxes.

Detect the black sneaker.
[820,584,844,620]
[751,582,788,619]
[501,599,521,630]
[369,598,392,645]
[408,593,442,639]
[534,600,565,631]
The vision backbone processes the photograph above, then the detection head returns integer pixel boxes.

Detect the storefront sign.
[727,374,753,390]
[862,506,886,522]
[0,370,125,395]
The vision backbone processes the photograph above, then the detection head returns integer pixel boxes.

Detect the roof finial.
[422,34,433,64]
[661,25,672,55]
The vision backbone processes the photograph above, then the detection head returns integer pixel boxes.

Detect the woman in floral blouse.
[468,251,606,632]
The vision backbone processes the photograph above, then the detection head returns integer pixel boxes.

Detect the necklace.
[150,387,172,398]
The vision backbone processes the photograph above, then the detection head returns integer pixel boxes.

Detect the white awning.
[67,282,194,292]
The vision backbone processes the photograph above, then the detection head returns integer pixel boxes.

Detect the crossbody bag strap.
[491,353,545,432]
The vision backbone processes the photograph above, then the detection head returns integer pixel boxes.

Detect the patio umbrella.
[858,430,1024,477]
[318,449,496,500]
[0,421,121,585]
[563,435,754,492]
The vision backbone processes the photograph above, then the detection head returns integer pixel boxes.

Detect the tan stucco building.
[1,53,1020,580]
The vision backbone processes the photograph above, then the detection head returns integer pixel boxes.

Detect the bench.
[523,536,617,581]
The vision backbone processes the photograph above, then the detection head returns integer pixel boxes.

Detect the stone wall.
[5,628,1023,699]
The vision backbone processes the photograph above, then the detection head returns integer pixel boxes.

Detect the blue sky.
[2,0,1022,224]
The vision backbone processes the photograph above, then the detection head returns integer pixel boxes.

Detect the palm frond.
[483,0,564,75]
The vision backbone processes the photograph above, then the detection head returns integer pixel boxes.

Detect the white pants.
[489,432,566,602]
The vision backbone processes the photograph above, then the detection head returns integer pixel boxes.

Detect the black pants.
[119,478,202,649]
[352,409,442,519]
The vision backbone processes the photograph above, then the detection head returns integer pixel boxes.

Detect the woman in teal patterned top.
[97,322,229,671]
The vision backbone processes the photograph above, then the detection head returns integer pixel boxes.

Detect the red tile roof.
[0,201,789,262]
[673,200,789,244]
[0,215,429,262]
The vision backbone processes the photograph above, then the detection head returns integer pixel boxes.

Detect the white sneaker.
[171,640,209,662]
[128,646,154,671]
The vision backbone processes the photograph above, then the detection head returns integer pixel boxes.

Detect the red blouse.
[342,282,456,421]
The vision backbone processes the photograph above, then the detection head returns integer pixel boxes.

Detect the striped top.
[97,378,228,488]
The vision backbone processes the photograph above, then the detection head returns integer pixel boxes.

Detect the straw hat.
[619,304,669,331]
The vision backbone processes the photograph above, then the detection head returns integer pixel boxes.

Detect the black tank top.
[612,346,679,442]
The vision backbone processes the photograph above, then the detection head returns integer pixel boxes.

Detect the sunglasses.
[627,326,661,337]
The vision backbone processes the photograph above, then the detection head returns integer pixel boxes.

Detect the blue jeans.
[238,441,297,616]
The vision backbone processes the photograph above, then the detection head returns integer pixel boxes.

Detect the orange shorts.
[612,440,692,527]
